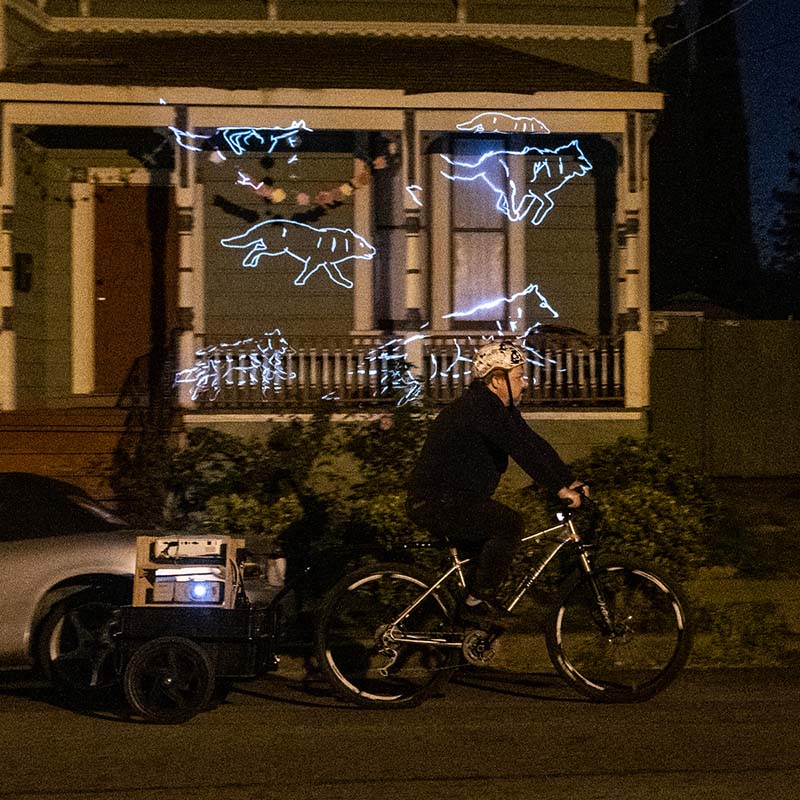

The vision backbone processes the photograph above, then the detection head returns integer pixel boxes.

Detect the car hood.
[0,529,148,589]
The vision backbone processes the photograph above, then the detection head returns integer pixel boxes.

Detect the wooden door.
[93,184,178,397]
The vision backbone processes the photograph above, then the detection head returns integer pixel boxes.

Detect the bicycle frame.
[383,513,592,649]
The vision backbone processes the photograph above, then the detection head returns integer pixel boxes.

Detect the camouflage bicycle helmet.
[471,340,526,379]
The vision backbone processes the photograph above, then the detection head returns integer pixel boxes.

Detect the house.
[0,0,672,491]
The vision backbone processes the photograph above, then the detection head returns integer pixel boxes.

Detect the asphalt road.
[0,667,798,800]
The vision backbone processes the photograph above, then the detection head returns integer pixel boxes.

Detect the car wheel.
[37,593,123,700]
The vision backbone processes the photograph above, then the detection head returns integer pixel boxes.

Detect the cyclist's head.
[471,340,528,408]
[472,340,526,381]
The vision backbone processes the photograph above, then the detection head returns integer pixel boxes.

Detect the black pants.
[407,495,524,600]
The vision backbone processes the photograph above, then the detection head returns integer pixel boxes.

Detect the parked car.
[0,472,145,698]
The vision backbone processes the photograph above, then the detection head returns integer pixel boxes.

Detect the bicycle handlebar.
[558,483,592,512]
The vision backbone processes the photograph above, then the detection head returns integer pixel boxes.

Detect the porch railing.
[424,334,624,405]
[181,333,624,410]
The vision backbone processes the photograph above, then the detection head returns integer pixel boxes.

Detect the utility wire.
[664,0,760,51]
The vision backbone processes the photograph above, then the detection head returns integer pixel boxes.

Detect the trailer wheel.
[123,636,214,724]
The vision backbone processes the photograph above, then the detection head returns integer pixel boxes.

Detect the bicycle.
[314,493,693,708]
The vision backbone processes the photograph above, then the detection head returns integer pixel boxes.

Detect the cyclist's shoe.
[458,598,514,630]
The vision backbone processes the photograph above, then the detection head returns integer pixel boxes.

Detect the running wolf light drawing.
[441,140,592,226]
[456,112,550,134]
[220,219,376,289]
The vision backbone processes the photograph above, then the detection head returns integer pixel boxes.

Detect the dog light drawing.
[169,121,312,155]
[441,140,592,225]
[443,283,559,321]
[174,330,294,401]
[168,126,212,153]
[236,170,265,191]
[220,219,376,289]
[428,339,474,382]
[350,335,426,406]
[405,185,424,207]
[218,123,312,155]
[456,112,550,134]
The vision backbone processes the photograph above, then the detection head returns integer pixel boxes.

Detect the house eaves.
[0,32,660,100]
[6,0,650,44]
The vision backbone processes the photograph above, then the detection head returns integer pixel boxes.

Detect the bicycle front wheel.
[546,564,692,702]
[314,563,459,709]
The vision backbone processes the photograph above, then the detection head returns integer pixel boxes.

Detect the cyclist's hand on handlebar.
[558,482,590,508]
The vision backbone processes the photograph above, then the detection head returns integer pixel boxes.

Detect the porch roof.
[0,32,658,98]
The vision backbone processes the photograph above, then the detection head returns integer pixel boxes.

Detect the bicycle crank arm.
[387,631,464,647]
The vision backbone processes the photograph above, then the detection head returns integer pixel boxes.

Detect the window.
[449,137,508,326]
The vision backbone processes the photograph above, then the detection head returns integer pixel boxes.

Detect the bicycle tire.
[545,563,692,703]
[314,562,459,709]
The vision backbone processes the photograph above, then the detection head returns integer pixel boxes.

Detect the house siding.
[12,144,48,407]
[523,136,620,336]
[201,148,360,341]
[12,146,152,407]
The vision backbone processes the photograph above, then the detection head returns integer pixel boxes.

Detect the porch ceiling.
[0,32,658,98]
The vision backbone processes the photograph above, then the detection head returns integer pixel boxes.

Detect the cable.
[664,0,760,52]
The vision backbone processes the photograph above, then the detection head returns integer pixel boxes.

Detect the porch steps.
[0,408,132,500]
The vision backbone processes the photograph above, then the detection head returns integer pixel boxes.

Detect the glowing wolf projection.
[456,112,550,134]
[220,219,376,289]
[168,121,312,155]
[217,123,312,155]
[440,140,592,226]
[443,283,559,320]
[174,330,294,401]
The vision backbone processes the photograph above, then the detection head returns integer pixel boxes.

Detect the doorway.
[92,183,179,398]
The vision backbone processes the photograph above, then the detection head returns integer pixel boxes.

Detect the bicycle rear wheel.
[546,564,692,702]
[314,563,459,708]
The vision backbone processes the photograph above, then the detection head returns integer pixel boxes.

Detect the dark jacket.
[408,381,573,501]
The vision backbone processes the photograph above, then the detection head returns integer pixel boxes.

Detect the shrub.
[344,407,431,495]
[204,492,304,554]
[165,415,330,522]
[591,484,709,580]
[691,601,790,667]
[570,436,714,505]
[116,420,717,586]
[565,436,719,579]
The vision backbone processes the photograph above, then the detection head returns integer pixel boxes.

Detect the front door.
[93,184,178,398]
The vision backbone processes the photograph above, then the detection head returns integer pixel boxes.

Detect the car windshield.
[0,474,131,541]
[68,494,129,527]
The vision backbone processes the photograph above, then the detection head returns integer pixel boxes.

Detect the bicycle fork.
[576,546,616,636]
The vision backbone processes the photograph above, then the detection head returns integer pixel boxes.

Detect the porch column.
[430,140,452,329]
[618,112,648,409]
[508,152,527,333]
[0,198,14,410]
[402,111,423,326]
[70,179,94,396]
[352,151,375,332]
[0,109,14,409]
[632,0,650,83]
[174,131,200,409]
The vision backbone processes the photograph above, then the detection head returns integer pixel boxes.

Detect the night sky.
[734,0,800,267]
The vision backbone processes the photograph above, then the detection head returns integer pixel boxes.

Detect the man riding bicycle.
[407,340,587,626]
